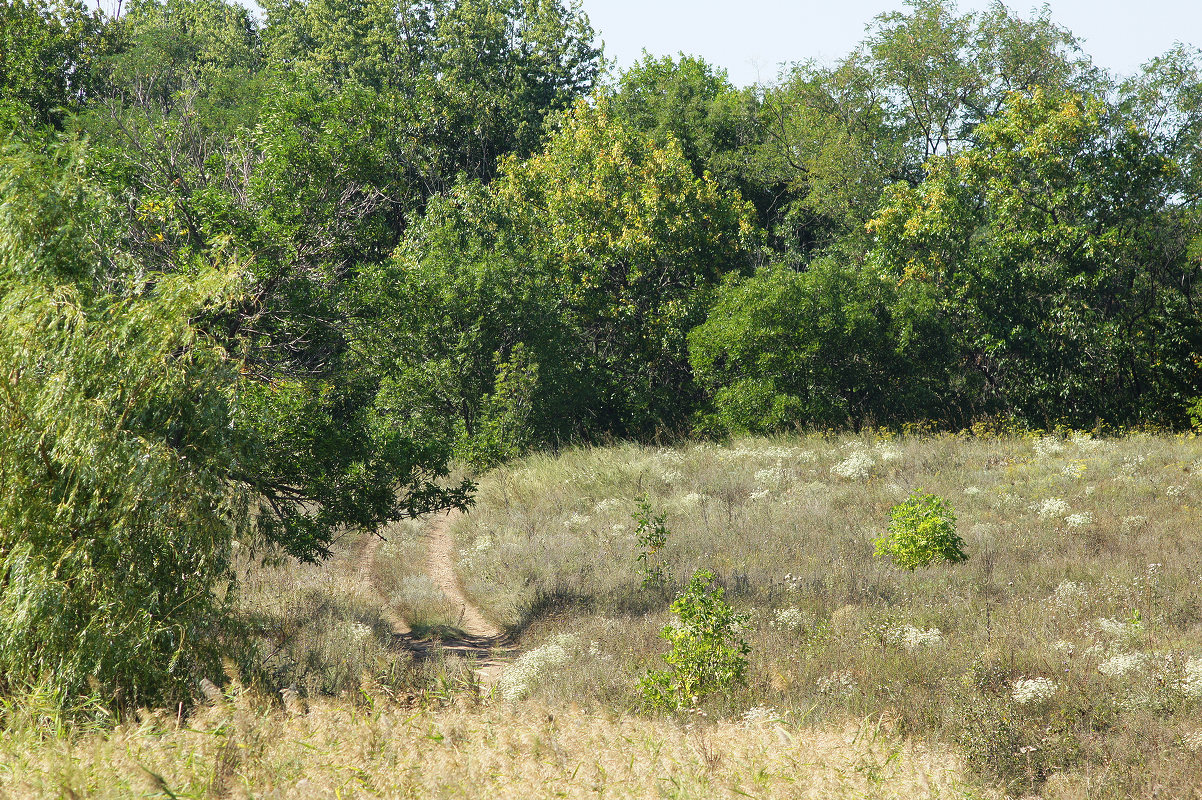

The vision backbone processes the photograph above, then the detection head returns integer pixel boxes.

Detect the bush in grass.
[875,491,966,570]
[640,570,749,710]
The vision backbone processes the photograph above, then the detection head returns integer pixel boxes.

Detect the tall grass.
[235,516,468,698]
[6,431,1199,797]
[452,432,1202,796]
[0,684,991,799]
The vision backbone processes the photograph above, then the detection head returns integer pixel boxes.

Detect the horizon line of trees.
[1,0,1199,712]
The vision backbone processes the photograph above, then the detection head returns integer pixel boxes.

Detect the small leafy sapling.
[640,569,750,710]
[875,490,967,570]
[633,497,673,591]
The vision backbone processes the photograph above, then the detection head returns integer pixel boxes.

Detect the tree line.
[1,0,1199,711]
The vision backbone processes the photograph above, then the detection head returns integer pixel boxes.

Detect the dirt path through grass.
[361,510,511,686]
[425,511,503,639]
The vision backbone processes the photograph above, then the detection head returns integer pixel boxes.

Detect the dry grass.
[235,516,467,697]
[452,432,1202,797]
[0,687,992,799]
[6,432,1200,798]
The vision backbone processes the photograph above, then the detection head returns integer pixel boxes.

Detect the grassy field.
[3,431,1200,798]
[451,431,1202,797]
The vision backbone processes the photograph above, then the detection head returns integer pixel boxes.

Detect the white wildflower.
[1121,515,1149,533]
[1121,454,1148,472]
[1051,581,1089,609]
[1098,652,1147,677]
[1062,461,1086,479]
[593,498,623,514]
[654,449,685,464]
[496,636,574,702]
[754,466,784,485]
[563,513,591,529]
[1053,640,1075,657]
[1035,498,1071,518]
[1182,657,1202,697]
[1012,677,1057,704]
[831,449,874,480]
[678,492,706,507]
[1093,617,1134,638]
[1183,730,1202,751]
[1167,484,1186,498]
[741,705,779,725]
[874,442,902,462]
[749,488,771,502]
[1033,436,1065,458]
[892,625,943,650]
[770,607,808,631]
[1070,432,1100,451]
[816,670,856,697]
[963,486,982,496]
[659,470,681,485]
[1065,512,1093,529]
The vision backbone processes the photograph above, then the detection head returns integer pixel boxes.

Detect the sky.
[582,0,1201,87]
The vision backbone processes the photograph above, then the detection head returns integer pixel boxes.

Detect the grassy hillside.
[451,432,1202,796]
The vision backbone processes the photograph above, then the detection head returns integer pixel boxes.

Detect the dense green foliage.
[875,491,966,570]
[689,260,955,432]
[639,569,750,710]
[353,99,758,461]
[0,137,247,708]
[1,0,1200,712]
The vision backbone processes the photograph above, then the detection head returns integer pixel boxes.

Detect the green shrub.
[688,260,958,434]
[875,491,967,570]
[1188,396,1202,432]
[639,570,749,710]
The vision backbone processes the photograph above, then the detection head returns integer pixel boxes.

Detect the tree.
[611,53,764,213]
[755,0,1096,256]
[0,136,249,710]
[868,88,1202,425]
[0,127,473,711]
[262,0,602,187]
[355,98,761,456]
[688,259,956,434]
[103,0,262,118]
[495,99,761,435]
[0,0,106,128]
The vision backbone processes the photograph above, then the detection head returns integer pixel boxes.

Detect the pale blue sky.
[583,0,1201,87]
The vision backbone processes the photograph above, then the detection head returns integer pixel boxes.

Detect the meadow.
[4,431,1201,798]
[448,431,1202,797]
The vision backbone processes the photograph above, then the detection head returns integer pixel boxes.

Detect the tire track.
[362,509,512,686]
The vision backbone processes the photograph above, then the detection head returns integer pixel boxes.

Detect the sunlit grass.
[0,685,991,799]
[453,431,1202,796]
[6,431,1200,798]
